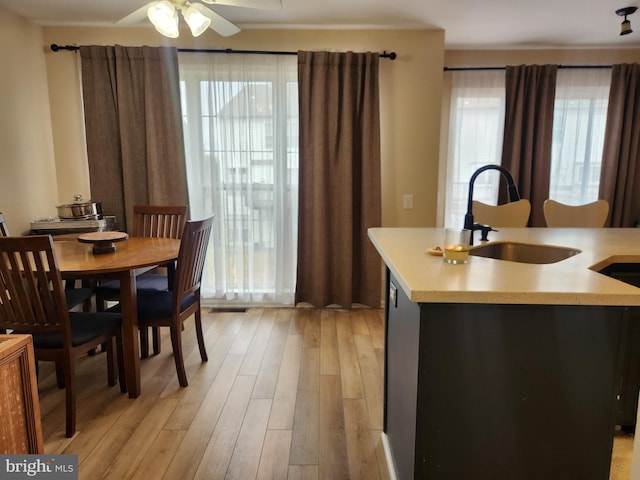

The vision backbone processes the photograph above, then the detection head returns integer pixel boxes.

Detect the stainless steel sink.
[469,241,581,264]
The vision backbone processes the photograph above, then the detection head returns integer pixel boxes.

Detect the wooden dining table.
[54,236,181,398]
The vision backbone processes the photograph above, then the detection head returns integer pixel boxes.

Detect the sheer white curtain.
[443,70,506,227]
[178,52,298,305]
[443,67,612,226]
[550,68,611,205]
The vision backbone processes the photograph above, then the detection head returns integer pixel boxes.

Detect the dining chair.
[108,216,214,387]
[96,205,188,357]
[0,212,92,313]
[543,199,609,227]
[472,199,531,227]
[0,235,126,438]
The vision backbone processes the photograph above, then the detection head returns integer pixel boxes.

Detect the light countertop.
[368,227,640,306]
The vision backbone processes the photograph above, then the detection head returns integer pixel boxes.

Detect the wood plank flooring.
[610,430,633,480]
[37,307,633,479]
[39,308,390,480]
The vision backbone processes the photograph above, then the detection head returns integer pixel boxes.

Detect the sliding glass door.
[179,53,299,305]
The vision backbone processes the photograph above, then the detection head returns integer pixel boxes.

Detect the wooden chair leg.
[139,326,150,359]
[169,325,188,387]
[55,360,65,389]
[116,332,127,394]
[152,327,161,355]
[82,279,95,312]
[95,291,107,313]
[194,310,208,362]
[64,360,76,438]
[105,338,116,387]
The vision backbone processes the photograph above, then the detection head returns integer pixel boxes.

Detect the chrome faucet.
[463,164,521,245]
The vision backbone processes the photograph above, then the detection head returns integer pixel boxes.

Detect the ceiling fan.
[116,0,281,38]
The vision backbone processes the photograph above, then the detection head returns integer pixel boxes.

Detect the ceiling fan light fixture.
[182,4,211,37]
[148,1,180,38]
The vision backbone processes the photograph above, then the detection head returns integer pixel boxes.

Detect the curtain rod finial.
[50,44,79,52]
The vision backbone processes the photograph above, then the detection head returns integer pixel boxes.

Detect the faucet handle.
[478,224,498,242]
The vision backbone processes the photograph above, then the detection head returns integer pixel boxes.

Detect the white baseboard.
[381,432,398,480]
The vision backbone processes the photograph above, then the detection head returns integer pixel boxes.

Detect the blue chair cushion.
[15,312,122,349]
[65,288,93,310]
[107,291,197,320]
[98,274,169,294]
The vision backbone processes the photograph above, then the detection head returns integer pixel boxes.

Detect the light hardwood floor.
[38,307,633,479]
[610,430,633,480]
[39,307,390,480]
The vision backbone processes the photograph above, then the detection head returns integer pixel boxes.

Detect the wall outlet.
[403,194,414,210]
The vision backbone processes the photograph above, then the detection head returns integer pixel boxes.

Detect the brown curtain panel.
[501,65,557,226]
[79,45,188,232]
[295,51,382,308]
[599,63,640,227]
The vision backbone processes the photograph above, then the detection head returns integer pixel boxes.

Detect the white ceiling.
[1,0,640,49]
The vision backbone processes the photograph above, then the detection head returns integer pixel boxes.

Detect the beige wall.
[42,26,445,229]
[445,48,640,67]
[3,8,640,235]
[0,7,60,234]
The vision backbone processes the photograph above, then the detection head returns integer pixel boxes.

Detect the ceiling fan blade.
[199,0,281,10]
[115,2,155,25]
[191,3,241,37]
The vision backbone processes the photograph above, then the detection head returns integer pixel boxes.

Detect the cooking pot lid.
[56,194,101,208]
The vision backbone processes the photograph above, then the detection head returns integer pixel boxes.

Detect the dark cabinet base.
[384,269,630,480]
[599,263,640,429]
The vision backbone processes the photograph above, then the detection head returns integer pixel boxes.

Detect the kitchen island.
[368,227,640,480]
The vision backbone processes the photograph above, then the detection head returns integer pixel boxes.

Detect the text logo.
[0,455,77,480]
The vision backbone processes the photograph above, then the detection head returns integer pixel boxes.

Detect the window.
[443,70,505,227]
[179,53,298,304]
[443,68,611,227]
[550,69,610,205]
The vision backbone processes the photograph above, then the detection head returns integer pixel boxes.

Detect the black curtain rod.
[50,44,397,59]
[444,64,612,71]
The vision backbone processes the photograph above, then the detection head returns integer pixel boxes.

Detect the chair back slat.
[12,250,43,324]
[0,236,69,334]
[132,205,188,239]
[172,217,214,312]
